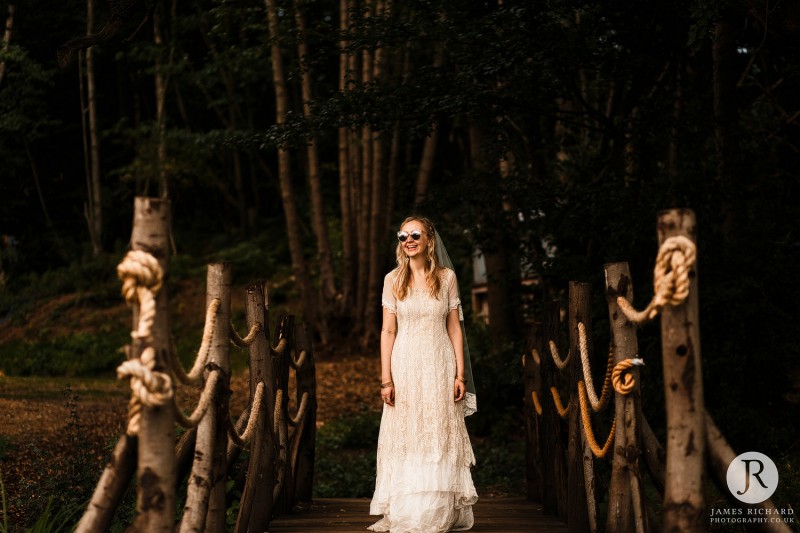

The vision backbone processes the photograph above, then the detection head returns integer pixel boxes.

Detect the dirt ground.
[0,350,382,525]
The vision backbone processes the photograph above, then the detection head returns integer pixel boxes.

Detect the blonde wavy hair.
[392,216,442,300]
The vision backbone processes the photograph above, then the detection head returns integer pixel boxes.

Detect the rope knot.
[117,250,163,304]
[617,235,697,324]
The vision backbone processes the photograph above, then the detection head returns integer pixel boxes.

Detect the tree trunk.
[0,3,14,87]
[604,262,648,533]
[265,0,316,327]
[129,197,175,533]
[567,282,591,533]
[153,4,168,200]
[296,5,336,322]
[337,16,355,315]
[85,0,103,255]
[659,209,706,533]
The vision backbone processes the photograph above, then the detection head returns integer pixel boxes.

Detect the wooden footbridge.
[73,198,790,533]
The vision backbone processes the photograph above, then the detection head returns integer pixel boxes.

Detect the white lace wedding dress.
[369,268,478,533]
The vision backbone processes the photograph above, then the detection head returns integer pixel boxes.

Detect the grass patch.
[314,410,381,498]
[0,330,129,377]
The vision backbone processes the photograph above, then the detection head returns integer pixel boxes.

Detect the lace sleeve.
[382,272,397,314]
[446,269,461,311]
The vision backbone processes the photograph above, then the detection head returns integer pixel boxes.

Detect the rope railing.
[548,340,571,370]
[173,370,221,428]
[228,381,265,447]
[616,235,696,324]
[287,391,309,427]
[577,323,614,412]
[550,386,570,418]
[230,320,263,348]
[171,298,221,386]
[577,381,616,459]
[76,198,318,533]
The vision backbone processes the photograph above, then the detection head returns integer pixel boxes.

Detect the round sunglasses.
[397,230,423,243]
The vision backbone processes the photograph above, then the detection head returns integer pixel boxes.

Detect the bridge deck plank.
[269,497,568,532]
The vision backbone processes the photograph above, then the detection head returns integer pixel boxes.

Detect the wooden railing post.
[541,300,568,520]
[129,196,176,533]
[567,282,592,533]
[605,262,648,533]
[204,263,233,533]
[179,263,232,533]
[658,209,706,532]
[273,314,296,515]
[293,322,317,502]
[523,322,543,502]
[236,282,276,533]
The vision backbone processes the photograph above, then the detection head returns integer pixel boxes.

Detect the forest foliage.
[0,0,799,458]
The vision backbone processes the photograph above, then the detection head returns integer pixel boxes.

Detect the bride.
[368,216,478,533]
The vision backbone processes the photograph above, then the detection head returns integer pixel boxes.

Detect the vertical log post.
[236,282,276,533]
[541,300,568,520]
[523,322,544,502]
[273,315,296,514]
[178,263,232,533]
[567,282,592,533]
[293,322,317,502]
[605,262,648,533]
[658,209,706,532]
[204,263,233,533]
[129,196,175,532]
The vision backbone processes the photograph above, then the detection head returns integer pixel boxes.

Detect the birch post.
[235,282,276,533]
[179,263,231,533]
[129,197,175,532]
[658,209,706,532]
[524,322,544,502]
[567,282,592,533]
[604,262,648,533]
[204,263,233,532]
[541,300,568,520]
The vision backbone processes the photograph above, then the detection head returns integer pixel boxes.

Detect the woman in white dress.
[369,216,478,533]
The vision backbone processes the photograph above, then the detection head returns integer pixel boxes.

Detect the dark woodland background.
[0,0,799,526]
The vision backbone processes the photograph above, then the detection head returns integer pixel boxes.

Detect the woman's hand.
[454,378,466,402]
[381,383,395,406]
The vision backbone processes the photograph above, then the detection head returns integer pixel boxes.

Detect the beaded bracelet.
[381,381,394,389]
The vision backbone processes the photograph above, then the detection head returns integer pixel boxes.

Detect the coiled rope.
[612,358,644,395]
[578,381,616,459]
[617,235,696,324]
[116,251,173,436]
[272,388,287,503]
[577,323,614,412]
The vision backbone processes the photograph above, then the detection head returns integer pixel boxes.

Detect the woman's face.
[399,220,429,259]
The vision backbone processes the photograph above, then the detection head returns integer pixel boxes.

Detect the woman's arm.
[380,306,398,406]
[446,308,466,402]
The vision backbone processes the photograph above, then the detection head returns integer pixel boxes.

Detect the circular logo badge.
[726,451,779,504]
